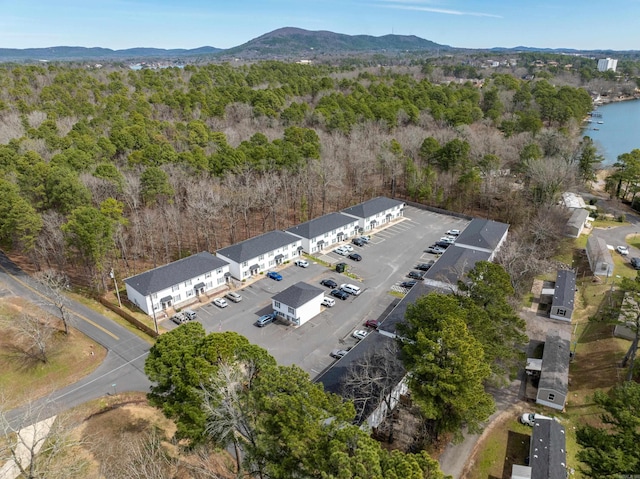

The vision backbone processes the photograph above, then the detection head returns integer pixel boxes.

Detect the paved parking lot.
[162,206,469,378]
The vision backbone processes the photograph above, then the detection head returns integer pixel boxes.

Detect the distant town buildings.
[597,58,618,72]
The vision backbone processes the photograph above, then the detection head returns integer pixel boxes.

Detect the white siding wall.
[217,239,302,280]
[273,293,323,326]
[304,221,359,253]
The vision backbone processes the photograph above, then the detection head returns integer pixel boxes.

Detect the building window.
[172,285,179,292]
[242,261,248,267]
[187,290,193,297]
[206,281,213,288]
[269,260,275,267]
[274,301,281,309]
[288,306,295,314]
[217,278,224,285]
[205,272,212,279]
[259,254,265,260]
[174,294,181,302]
[324,232,328,238]
[268,251,274,257]
[556,308,566,316]
[217,268,223,274]
[548,393,555,401]
[184,279,192,287]
[152,293,157,299]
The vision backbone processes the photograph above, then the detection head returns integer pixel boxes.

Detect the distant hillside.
[221,27,453,58]
[0,46,222,62]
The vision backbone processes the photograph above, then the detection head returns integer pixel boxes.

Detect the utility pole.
[110,268,122,308]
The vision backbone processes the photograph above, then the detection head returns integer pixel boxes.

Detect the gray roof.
[539,331,570,397]
[552,270,576,310]
[341,196,405,219]
[530,418,567,479]
[377,282,435,335]
[566,208,589,231]
[124,252,228,296]
[423,247,492,289]
[455,218,509,251]
[272,282,324,308]
[286,213,356,239]
[216,231,300,263]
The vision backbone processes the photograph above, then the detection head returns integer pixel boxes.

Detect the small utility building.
[272,282,325,326]
[550,270,576,322]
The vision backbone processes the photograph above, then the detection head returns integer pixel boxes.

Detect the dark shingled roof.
[539,331,570,398]
[341,196,405,219]
[272,282,324,308]
[286,213,356,239]
[124,251,228,296]
[216,231,300,263]
[530,418,567,479]
[552,270,576,311]
[423,247,491,290]
[455,218,509,251]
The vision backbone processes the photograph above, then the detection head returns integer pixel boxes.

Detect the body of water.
[582,98,640,165]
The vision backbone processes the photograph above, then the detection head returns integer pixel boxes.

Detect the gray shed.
[549,270,576,322]
[536,331,570,411]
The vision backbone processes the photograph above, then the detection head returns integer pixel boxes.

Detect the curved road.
[0,252,151,427]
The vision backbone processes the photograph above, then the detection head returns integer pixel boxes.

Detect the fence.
[97,296,159,338]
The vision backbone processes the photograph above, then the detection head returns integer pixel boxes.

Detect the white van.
[340,283,361,296]
[321,297,335,307]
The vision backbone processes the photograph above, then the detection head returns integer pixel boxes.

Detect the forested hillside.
[0,61,597,288]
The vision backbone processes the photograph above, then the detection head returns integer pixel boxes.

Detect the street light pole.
[110,268,122,308]
[151,304,159,334]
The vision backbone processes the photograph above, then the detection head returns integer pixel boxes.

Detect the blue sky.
[1,0,638,51]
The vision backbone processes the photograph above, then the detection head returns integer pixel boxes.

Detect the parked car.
[170,312,187,325]
[255,312,277,327]
[331,289,349,300]
[340,283,361,295]
[320,279,338,289]
[330,349,348,359]
[213,298,228,308]
[321,296,336,307]
[334,246,348,256]
[435,241,452,248]
[447,229,461,236]
[294,259,309,268]
[400,280,417,288]
[364,319,379,329]
[407,271,424,280]
[352,330,368,341]
[225,291,242,303]
[631,257,640,270]
[343,244,354,252]
[617,245,630,256]
[352,237,366,247]
[439,236,455,244]
[183,309,197,320]
[519,413,551,426]
[359,235,371,243]
[348,253,362,261]
[415,262,433,271]
[267,271,283,281]
[426,245,446,254]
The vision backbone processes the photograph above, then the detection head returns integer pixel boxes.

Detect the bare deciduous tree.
[34,268,72,335]
[7,312,57,364]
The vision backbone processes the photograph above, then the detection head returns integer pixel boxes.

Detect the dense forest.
[0,59,599,289]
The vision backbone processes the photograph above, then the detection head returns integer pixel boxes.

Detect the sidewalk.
[0,415,56,479]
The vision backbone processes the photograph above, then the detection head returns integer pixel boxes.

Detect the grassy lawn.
[0,296,106,409]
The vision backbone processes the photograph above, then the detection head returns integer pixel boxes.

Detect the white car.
[447,229,461,236]
[213,297,228,308]
[439,237,455,244]
[294,259,309,268]
[352,330,368,341]
[343,244,354,252]
[617,245,629,256]
[334,247,348,256]
[519,413,552,426]
[321,297,335,307]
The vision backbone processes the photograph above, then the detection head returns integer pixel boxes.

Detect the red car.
[364,319,379,329]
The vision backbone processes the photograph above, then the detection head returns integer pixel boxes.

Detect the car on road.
[255,312,277,327]
[348,253,362,261]
[294,259,309,268]
[519,413,552,426]
[320,279,338,289]
[352,330,368,341]
[447,229,461,236]
[170,312,187,325]
[331,289,349,300]
[213,297,228,308]
[267,271,283,281]
[225,291,242,303]
[321,296,336,307]
[334,246,349,256]
[617,245,630,256]
[407,271,424,280]
[400,280,417,288]
[364,319,379,329]
[631,257,640,270]
[415,262,433,271]
[330,349,349,359]
[352,237,366,247]
[426,245,446,254]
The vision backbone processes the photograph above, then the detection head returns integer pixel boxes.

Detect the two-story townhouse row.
[215,231,303,280]
[341,196,406,232]
[286,213,359,254]
[124,251,230,317]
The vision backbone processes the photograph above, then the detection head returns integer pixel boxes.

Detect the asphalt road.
[0,252,151,427]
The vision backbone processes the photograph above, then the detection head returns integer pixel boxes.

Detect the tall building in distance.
[597,57,618,72]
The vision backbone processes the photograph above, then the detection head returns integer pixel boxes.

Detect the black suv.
[407,271,424,280]
[331,289,350,300]
[435,241,452,248]
[321,279,338,289]
[352,237,366,247]
[415,262,433,271]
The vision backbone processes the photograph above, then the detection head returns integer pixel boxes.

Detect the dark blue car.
[267,271,283,281]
